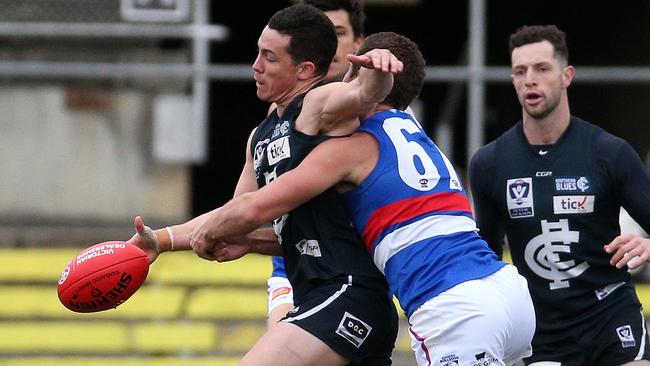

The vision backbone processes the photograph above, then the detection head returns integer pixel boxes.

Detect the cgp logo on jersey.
[524,219,589,290]
[506,178,534,218]
[616,325,636,348]
[554,176,591,193]
[336,312,372,348]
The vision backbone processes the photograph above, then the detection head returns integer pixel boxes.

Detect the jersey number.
[383,117,440,191]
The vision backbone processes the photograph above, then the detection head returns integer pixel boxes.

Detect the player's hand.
[604,234,650,270]
[189,219,219,261]
[347,48,403,74]
[212,235,251,262]
[126,215,160,264]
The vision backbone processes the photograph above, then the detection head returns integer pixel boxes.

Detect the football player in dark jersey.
[127,4,403,366]
[266,0,367,329]
[469,24,650,365]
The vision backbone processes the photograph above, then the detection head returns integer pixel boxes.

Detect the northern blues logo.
[554,176,591,193]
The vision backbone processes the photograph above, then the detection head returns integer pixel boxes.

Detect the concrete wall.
[0,85,190,226]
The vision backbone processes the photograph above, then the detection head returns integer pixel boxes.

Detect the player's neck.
[275,77,324,116]
[522,105,571,145]
[362,103,394,120]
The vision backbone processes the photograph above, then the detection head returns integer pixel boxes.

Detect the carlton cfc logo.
[524,219,589,290]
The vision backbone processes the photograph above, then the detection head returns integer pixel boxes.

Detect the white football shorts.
[408,264,535,366]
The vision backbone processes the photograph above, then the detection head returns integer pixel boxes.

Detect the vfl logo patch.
[267,136,290,165]
[554,176,591,193]
[553,195,595,214]
[336,312,372,348]
[616,325,636,348]
[295,239,321,257]
[506,178,534,218]
[253,138,270,174]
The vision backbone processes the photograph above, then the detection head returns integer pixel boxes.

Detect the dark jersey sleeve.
[469,143,506,259]
[598,134,650,233]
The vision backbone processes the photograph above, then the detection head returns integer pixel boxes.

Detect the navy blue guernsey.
[470,116,650,334]
[251,91,388,302]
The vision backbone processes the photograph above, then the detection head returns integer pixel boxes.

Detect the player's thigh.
[240,321,348,366]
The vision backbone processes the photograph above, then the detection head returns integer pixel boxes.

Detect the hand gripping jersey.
[470,116,650,334]
[251,91,389,302]
[341,109,505,317]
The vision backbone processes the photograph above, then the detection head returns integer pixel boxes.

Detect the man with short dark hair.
[266,0,368,327]
[470,24,650,365]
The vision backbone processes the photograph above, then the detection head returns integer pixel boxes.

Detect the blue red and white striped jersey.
[341,109,504,317]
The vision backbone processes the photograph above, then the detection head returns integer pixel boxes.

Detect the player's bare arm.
[189,137,361,261]
[234,128,261,197]
[295,48,402,136]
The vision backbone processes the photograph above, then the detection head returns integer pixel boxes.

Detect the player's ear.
[352,35,364,55]
[562,65,575,88]
[296,61,317,80]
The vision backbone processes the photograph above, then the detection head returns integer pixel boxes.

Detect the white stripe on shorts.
[284,275,352,323]
[636,310,648,360]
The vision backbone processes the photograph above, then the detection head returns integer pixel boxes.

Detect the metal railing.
[1,0,649,163]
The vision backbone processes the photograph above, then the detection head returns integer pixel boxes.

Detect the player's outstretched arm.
[297,48,402,135]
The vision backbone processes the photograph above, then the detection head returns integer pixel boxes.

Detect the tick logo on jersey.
[267,136,291,165]
[554,176,591,193]
[438,354,459,366]
[524,219,589,290]
[553,195,595,214]
[506,178,534,218]
[336,312,372,348]
[295,239,322,257]
[616,325,636,348]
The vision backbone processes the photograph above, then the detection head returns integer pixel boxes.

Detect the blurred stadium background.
[0,1,648,365]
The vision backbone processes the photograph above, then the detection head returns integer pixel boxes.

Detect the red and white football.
[57,241,149,313]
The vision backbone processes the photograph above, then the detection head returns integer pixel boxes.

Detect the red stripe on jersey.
[361,192,473,252]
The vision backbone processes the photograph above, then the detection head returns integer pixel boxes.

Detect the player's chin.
[256,89,271,102]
